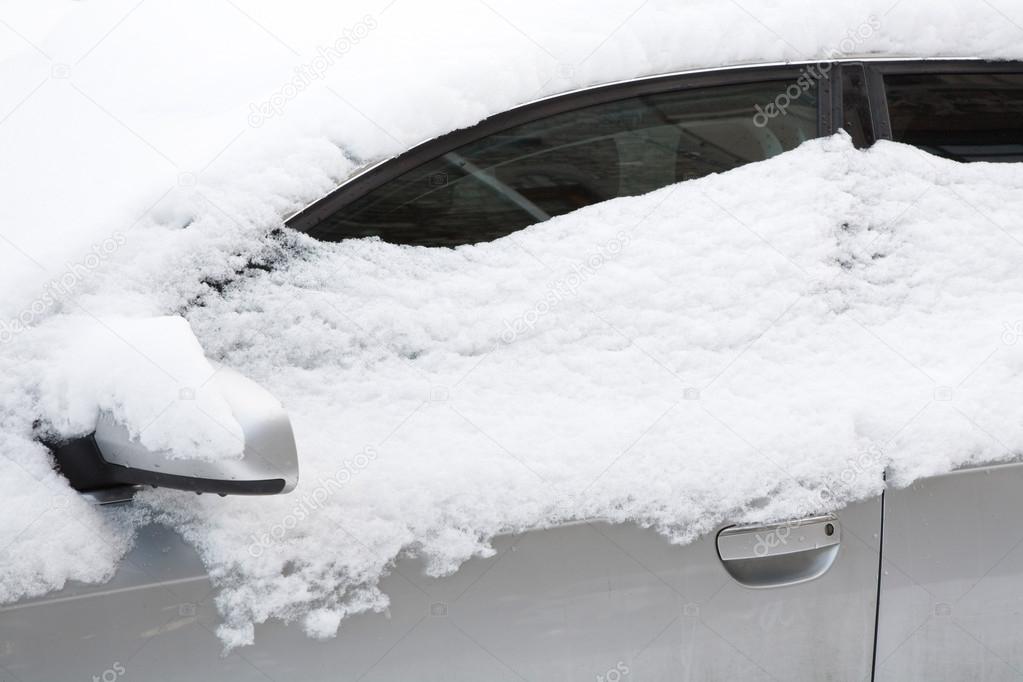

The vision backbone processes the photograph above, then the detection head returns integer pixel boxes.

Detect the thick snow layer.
[35,315,244,460]
[161,138,1023,645]
[3,0,1023,319]
[34,136,1023,647]
[2,0,1023,649]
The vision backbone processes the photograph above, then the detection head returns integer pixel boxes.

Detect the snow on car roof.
[2,0,1023,648]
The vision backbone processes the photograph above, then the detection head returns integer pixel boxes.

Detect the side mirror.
[51,368,298,496]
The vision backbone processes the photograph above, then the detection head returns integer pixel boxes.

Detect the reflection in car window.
[307,80,818,246]
[885,72,1023,162]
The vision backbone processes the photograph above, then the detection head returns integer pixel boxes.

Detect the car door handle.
[716,514,841,588]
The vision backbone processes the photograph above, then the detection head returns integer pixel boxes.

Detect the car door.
[859,61,1023,681]
[876,464,1023,680]
[1,65,885,681]
[1,496,882,681]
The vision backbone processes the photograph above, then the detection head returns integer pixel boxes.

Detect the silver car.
[4,58,1023,681]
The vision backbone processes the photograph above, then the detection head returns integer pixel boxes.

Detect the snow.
[35,316,244,460]
[162,137,1023,645]
[2,0,1023,649]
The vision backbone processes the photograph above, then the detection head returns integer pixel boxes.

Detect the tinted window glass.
[309,80,818,246]
[885,72,1023,162]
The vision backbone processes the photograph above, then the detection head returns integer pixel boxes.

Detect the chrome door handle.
[716,514,840,588]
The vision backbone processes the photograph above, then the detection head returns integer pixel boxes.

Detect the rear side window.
[306,80,818,246]
[884,72,1023,162]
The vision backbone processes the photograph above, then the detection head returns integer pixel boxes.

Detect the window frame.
[286,63,830,236]
[826,62,876,147]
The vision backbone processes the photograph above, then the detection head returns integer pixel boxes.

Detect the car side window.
[884,72,1023,162]
[303,79,818,247]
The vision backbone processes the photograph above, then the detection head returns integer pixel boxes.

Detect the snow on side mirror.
[51,368,298,496]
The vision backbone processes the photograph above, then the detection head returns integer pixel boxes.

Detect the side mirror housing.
[51,369,298,496]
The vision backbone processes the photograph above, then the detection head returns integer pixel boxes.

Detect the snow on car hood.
[2,0,1023,650]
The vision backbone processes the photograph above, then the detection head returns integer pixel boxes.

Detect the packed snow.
[2,0,1023,649]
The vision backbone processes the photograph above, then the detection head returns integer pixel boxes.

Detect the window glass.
[885,72,1023,162]
[309,80,818,246]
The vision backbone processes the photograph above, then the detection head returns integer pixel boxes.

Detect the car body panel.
[876,462,1023,681]
[1,500,880,681]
